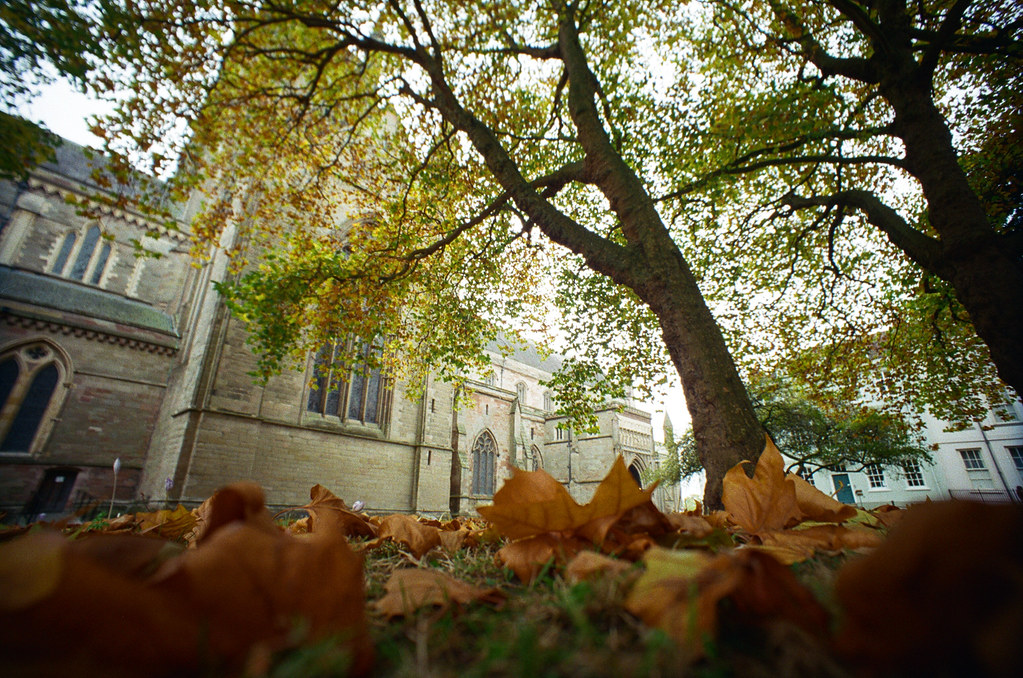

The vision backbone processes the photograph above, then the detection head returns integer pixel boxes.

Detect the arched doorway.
[628,462,643,488]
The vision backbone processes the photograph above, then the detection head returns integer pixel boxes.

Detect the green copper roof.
[0,265,176,335]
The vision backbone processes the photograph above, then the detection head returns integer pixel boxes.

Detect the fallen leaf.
[722,437,801,533]
[564,551,631,584]
[626,547,830,657]
[788,474,857,523]
[303,484,377,538]
[192,481,278,545]
[373,568,503,618]
[497,533,589,582]
[836,501,1023,678]
[0,483,374,677]
[136,504,198,540]
[372,514,441,558]
[752,525,882,565]
[477,467,585,540]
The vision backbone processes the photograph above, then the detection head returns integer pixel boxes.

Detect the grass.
[261,537,855,678]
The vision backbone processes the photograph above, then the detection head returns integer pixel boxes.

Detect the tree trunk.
[884,76,1023,397]
[637,247,766,510]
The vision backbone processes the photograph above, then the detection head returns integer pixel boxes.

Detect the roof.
[486,336,564,374]
[0,265,177,335]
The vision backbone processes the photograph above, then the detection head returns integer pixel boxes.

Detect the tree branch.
[784,190,949,277]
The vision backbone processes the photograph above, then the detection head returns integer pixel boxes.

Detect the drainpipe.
[977,422,1013,498]
[410,374,430,511]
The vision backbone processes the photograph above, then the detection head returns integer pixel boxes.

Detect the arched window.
[484,371,496,387]
[471,430,498,495]
[543,391,553,412]
[516,382,527,402]
[51,225,113,285]
[307,338,390,427]
[0,341,68,454]
[531,445,543,471]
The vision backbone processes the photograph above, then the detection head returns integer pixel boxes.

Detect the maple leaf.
[301,484,377,538]
[497,533,591,582]
[135,504,198,540]
[751,525,883,565]
[788,474,857,524]
[721,437,801,533]
[478,457,660,580]
[373,568,504,619]
[564,551,632,584]
[0,482,374,676]
[369,515,442,558]
[626,546,830,657]
[835,501,1023,677]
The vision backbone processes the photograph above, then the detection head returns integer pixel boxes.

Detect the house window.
[51,225,113,285]
[959,448,985,470]
[556,426,565,441]
[1008,447,1023,473]
[864,464,886,489]
[307,339,389,426]
[0,341,67,454]
[471,430,497,495]
[796,466,815,485]
[902,460,926,488]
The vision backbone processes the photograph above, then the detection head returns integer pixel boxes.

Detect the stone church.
[0,139,657,521]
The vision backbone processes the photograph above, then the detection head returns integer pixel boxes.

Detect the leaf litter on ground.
[1,436,1020,677]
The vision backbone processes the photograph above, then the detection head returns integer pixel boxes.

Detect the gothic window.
[484,371,496,387]
[471,430,497,495]
[51,225,113,285]
[531,445,543,471]
[543,391,553,412]
[516,382,526,402]
[307,338,390,427]
[0,341,68,454]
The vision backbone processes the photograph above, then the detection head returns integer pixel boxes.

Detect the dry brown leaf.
[722,437,801,533]
[151,522,372,671]
[666,513,715,538]
[192,481,278,545]
[373,568,503,618]
[626,546,830,657]
[752,525,883,565]
[836,501,1023,678]
[136,504,198,540]
[497,533,590,582]
[375,514,441,558]
[303,484,377,538]
[0,530,201,676]
[0,483,374,677]
[439,528,469,553]
[788,474,857,523]
[564,551,631,584]
[476,466,584,540]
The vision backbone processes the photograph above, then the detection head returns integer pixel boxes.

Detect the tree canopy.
[8,0,1020,505]
[657,0,1021,423]
[660,380,932,485]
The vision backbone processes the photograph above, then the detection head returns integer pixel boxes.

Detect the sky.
[24,77,704,499]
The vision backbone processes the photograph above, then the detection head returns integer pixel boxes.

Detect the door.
[832,473,854,504]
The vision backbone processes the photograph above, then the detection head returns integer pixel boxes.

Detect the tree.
[664,382,932,486]
[67,0,768,509]
[0,0,102,178]
[655,1,1021,420]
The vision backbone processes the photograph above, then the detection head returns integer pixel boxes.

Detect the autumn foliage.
[2,441,1020,676]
